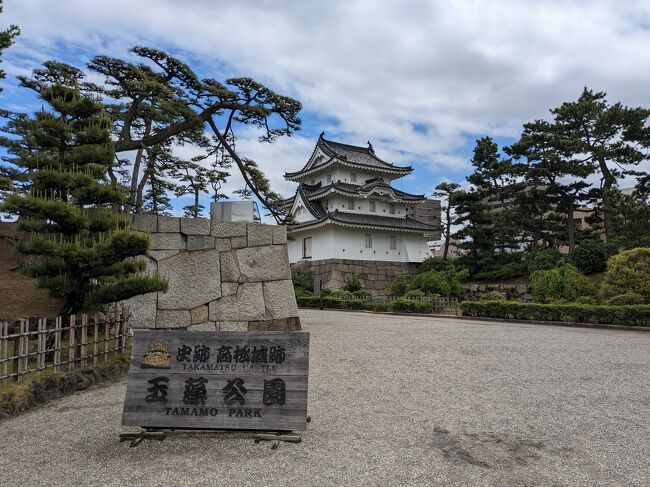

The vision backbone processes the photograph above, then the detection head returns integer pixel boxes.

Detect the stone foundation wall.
[125,213,300,331]
[291,258,420,296]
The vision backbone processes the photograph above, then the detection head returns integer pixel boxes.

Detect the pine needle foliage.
[1,78,167,313]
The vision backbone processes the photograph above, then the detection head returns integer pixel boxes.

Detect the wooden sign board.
[122,330,309,431]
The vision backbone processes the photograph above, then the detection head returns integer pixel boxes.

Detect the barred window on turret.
[365,234,373,249]
[369,201,376,212]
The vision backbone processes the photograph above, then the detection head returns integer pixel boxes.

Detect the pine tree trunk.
[567,202,575,254]
[598,156,615,243]
[443,206,451,259]
[128,120,152,213]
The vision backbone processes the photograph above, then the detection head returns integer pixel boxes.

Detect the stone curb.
[298,307,650,332]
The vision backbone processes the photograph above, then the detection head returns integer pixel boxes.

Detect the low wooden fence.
[1,304,129,384]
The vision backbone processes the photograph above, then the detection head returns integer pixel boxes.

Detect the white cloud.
[3,0,650,190]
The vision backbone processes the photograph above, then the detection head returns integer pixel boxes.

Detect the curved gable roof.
[285,133,413,180]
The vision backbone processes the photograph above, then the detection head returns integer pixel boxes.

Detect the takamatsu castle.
[283,133,436,295]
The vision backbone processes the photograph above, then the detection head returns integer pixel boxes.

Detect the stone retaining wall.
[125,213,300,331]
[291,258,420,296]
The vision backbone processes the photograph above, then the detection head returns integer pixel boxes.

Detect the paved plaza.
[1,309,649,486]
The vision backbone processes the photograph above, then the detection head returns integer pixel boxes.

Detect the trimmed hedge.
[460,300,650,327]
[296,295,390,312]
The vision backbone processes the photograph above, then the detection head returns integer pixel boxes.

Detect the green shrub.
[292,271,313,293]
[570,241,607,275]
[479,290,506,301]
[531,264,589,303]
[404,289,425,299]
[294,288,314,298]
[419,256,456,273]
[525,247,562,274]
[574,296,597,305]
[390,274,412,296]
[460,301,650,327]
[343,275,362,292]
[602,247,650,301]
[389,299,430,313]
[409,267,468,297]
[607,293,646,306]
[474,261,525,281]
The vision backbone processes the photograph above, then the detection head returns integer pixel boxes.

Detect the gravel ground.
[1,309,649,487]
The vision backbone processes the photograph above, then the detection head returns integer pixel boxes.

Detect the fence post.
[1,321,7,384]
[93,313,99,367]
[104,315,109,362]
[54,316,61,373]
[81,314,88,367]
[68,314,76,371]
[37,318,45,370]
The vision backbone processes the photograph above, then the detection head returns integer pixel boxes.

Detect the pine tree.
[433,181,460,259]
[0,79,167,313]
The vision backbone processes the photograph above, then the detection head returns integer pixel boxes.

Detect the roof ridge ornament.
[319,131,325,140]
[367,141,374,153]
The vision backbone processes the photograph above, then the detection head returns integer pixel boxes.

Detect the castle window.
[327,173,332,183]
[365,234,373,249]
[389,203,396,214]
[390,236,397,250]
[351,173,357,182]
[302,237,312,258]
[348,198,355,210]
[369,201,376,212]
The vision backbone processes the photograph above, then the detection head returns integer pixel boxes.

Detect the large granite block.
[248,317,301,331]
[187,235,215,251]
[158,249,221,309]
[263,279,299,320]
[214,238,232,252]
[220,251,240,282]
[208,295,238,321]
[156,309,192,329]
[247,223,273,247]
[132,213,157,233]
[272,225,287,244]
[236,282,265,321]
[151,233,186,250]
[218,321,248,331]
[211,221,247,238]
[233,245,291,282]
[181,217,210,236]
[158,216,181,232]
[191,304,209,324]
[148,250,181,261]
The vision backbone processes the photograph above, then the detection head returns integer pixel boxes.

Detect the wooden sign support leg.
[119,429,167,447]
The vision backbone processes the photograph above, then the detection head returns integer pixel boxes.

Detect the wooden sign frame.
[122,330,309,432]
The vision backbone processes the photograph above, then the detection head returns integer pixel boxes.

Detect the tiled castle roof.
[284,133,412,179]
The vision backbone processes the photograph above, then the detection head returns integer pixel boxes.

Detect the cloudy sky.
[2,0,650,213]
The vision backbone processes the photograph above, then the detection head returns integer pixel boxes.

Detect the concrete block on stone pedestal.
[157,216,180,232]
[187,235,216,251]
[211,221,247,238]
[236,282,265,321]
[151,233,186,250]
[158,249,221,310]
[181,217,211,236]
[247,223,273,247]
[132,213,157,233]
[272,225,287,244]
[156,309,192,329]
[263,279,299,320]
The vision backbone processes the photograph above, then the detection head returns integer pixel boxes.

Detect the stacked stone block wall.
[291,258,420,296]
[126,214,300,331]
